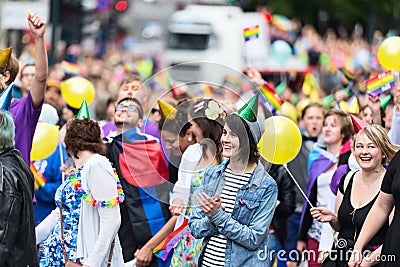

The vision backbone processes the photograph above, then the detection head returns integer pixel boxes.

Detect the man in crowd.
[102,74,146,137]
[0,12,48,164]
[105,97,171,267]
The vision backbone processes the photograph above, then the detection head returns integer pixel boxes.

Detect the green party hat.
[76,99,90,119]
[380,95,392,110]
[238,93,259,122]
[275,82,286,95]
[158,100,177,120]
[237,93,263,143]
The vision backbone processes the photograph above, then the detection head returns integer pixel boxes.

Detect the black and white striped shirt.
[202,167,251,267]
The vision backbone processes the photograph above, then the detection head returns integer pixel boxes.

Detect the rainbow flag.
[223,74,240,91]
[123,62,136,73]
[259,83,284,110]
[30,162,46,190]
[339,67,355,86]
[244,25,259,42]
[152,71,171,90]
[365,70,395,96]
[60,60,80,76]
[200,83,213,96]
[153,218,190,261]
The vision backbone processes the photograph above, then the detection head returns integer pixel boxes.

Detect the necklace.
[68,165,125,207]
[361,168,384,187]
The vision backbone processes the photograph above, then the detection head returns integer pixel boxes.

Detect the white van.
[162,5,246,84]
[162,5,306,85]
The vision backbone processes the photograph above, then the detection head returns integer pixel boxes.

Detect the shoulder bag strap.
[59,198,67,264]
[107,239,115,267]
[343,170,357,193]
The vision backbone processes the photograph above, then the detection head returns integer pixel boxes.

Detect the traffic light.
[115,1,128,12]
[61,0,82,45]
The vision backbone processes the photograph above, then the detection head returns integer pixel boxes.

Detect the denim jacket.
[189,160,278,266]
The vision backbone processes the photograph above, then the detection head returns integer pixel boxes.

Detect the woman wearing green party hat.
[189,94,278,266]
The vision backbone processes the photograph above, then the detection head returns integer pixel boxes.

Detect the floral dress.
[171,165,208,267]
[38,167,84,266]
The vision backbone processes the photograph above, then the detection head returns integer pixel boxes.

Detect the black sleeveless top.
[335,171,389,266]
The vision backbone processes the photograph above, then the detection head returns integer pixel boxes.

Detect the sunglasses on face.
[115,104,139,112]
[151,108,160,114]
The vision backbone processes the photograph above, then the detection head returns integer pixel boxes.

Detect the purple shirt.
[102,120,117,137]
[10,92,43,164]
[140,120,161,141]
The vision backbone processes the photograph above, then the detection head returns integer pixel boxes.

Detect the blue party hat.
[0,82,14,111]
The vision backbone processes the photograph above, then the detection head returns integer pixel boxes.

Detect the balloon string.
[283,164,314,208]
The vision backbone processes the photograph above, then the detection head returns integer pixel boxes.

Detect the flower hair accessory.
[205,100,224,120]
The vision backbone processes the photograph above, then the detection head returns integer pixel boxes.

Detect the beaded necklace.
[68,165,125,207]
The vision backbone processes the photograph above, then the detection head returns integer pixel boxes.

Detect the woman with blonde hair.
[312,124,399,266]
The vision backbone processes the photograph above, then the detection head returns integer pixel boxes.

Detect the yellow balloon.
[377,36,400,71]
[277,102,298,123]
[258,116,302,164]
[31,122,60,161]
[61,77,95,108]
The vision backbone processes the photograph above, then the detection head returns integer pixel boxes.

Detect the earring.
[188,136,192,142]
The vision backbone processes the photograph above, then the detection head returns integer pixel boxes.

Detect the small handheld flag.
[31,162,46,189]
[259,83,284,110]
[339,67,355,87]
[365,70,395,96]
[243,25,259,42]
[60,60,80,76]
[153,217,190,261]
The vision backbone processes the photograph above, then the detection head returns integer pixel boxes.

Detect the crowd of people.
[0,10,400,267]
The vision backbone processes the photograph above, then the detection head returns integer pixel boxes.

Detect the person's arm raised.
[27,12,48,108]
